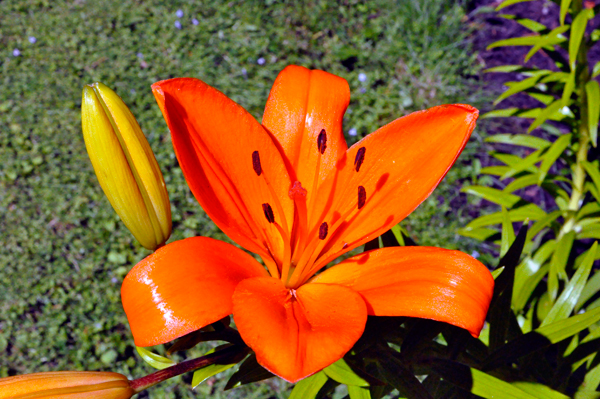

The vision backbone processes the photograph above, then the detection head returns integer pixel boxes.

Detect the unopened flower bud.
[0,371,134,399]
[81,83,171,250]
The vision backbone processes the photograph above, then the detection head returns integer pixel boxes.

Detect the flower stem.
[129,344,246,393]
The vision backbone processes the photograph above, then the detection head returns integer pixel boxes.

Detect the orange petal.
[232,277,367,382]
[262,65,350,199]
[121,237,268,346]
[311,246,494,337]
[311,104,478,269]
[152,78,293,267]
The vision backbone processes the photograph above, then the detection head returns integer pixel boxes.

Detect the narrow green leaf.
[224,353,274,390]
[512,382,570,399]
[569,9,593,70]
[487,36,545,50]
[376,357,433,399]
[324,359,369,387]
[483,307,600,370]
[348,386,372,399]
[482,108,519,118]
[457,226,497,241]
[433,360,538,399]
[492,266,505,279]
[542,242,597,326]
[505,174,539,193]
[524,26,570,62]
[538,134,572,183]
[593,61,600,78]
[560,0,573,25]
[496,0,534,10]
[136,346,176,370]
[500,150,542,180]
[486,133,551,149]
[528,210,563,239]
[461,186,520,207]
[517,18,548,32]
[484,65,525,73]
[289,371,328,399]
[501,206,516,258]
[529,100,567,133]
[549,231,576,301]
[464,204,546,229]
[494,75,547,105]
[191,345,242,389]
[513,240,556,311]
[582,361,600,394]
[528,92,556,105]
[541,71,571,84]
[562,71,576,106]
[585,80,600,146]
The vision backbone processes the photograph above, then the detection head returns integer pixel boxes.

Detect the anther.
[252,151,262,176]
[357,186,366,209]
[317,129,327,154]
[319,222,328,240]
[354,147,366,172]
[262,203,275,223]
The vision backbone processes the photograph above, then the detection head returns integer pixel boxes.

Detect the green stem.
[129,344,246,393]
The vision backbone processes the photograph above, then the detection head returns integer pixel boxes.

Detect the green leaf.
[560,0,573,25]
[289,371,329,399]
[136,346,176,370]
[529,100,567,133]
[484,65,525,73]
[486,134,551,150]
[375,356,433,399]
[487,36,546,50]
[593,61,600,78]
[464,204,546,229]
[513,240,556,311]
[538,134,572,183]
[569,9,594,71]
[191,345,241,389]
[432,360,538,398]
[224,353,274,390]
[458,226,497,241]
[512,382,570,399]
[324,359,369,387]
[461,186,521,208]
[525,26,570,62]
[500,149,542,180]
[549,231,576,301]
[585,80,599,146]
[528,210,563,239]
[496,0,534,10]
[542,242,597,326]
[483,307,600,370]
[494,74,549,105]
[492,266,505,279]
[577,266,600,311]
[517,18,548,33]
[348,386,372,399]
[562,71,576,106]
[501,206,516,258]
[504,174,539,193]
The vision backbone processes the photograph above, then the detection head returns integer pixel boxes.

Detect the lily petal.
[121,237,268,347]
[311,246,494,337]
[262,65,350,199]
[152,78,293,267]
[311,104,478,269]
[232,277,367,382]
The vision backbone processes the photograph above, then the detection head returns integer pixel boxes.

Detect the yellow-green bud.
[81,83,171,250]
[0,371,134,399]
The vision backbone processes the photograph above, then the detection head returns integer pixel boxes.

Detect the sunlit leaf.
[461,186,521,208]
[348,386,372,399]
[486,134,551,150]
[538,134,572,184]
[496,0,534,10]
[542,242,597,326]
[191,345,243,389]
[324,359,369,387]
[485,65,526,73]
[569,9,594,71]
[224,353,274,390]
[560,0,573,25]
[289,371,329,399]
[512,382,570,398]
[501,206,516,258]
[549,231,575,301]
[585,80,599,147]
[136,346,176,370]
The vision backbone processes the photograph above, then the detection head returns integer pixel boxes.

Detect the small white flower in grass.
[192,18,199,25]
[136,52,144,59]
[12,48,20,56]
[471,250,480,259]
[257,57,265,65]
[358,72,367,82]
[28,36,36,44]
[348,128,357,136]
[176,9,184,18]
[174,20,182,29]
[359,87,366,94]
[112,277,118,283]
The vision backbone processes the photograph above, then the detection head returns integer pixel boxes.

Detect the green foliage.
[462,0,600,396]
[0,0,483,398]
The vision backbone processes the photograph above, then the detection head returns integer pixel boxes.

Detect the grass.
[0,0,485,397]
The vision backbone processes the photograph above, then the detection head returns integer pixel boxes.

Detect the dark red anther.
[262,203,275,223]
[357,186,366,209]
[317,129,327,154]
[354,147,366,172]
[252,151,262,176]
[319,222,328,240]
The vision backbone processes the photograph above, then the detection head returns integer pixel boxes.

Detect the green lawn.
[0,0,486,397]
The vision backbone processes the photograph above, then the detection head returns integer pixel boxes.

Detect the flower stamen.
[354,147,366,172]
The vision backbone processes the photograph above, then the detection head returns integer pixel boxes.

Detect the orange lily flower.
[121,65,494,382]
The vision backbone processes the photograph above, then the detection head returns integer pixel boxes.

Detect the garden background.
[0,0,551,397]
